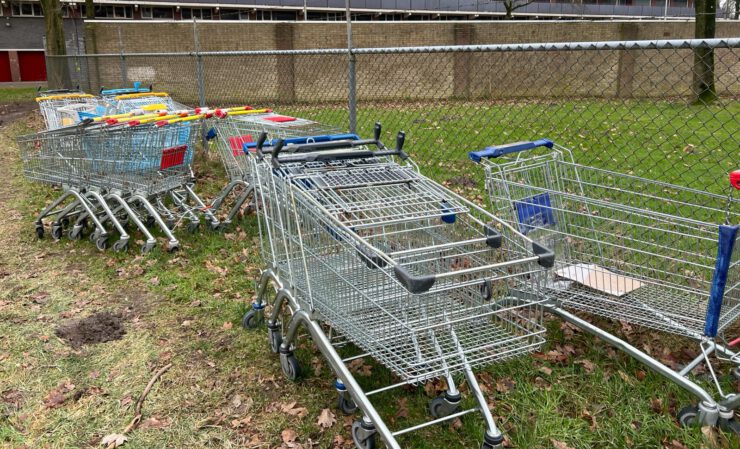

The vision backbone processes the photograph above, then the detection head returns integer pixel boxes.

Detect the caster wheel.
[187,222,200,234]
[429,395,461,419]
[141,243,156,255]
[210,222,222,232]
[89,230,100,243]
[351,421,376,449]
[113,240,128,253]
[51,225,63,240]
[61,217,70,227]
[732,367,740,382]
[280,352,300,381]
[35,225,44,239]
[268,327,282,354]
[338,394,358,416]
[165,219,176,229]
[96,236,109,251]
[242,309,262,329]
[145,216,156,228]
[167,244,179,253]
[677,405,699,428]
[719,417,740,435]
[481,433,505,449]
[69,227,83,240]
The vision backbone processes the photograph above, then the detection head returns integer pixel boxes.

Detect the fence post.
[118,27,127,86]
[193,18,207,108]
[346,0,357,133]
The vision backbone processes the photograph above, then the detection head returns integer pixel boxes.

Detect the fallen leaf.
[101,433,128,447]
[317,408,336,430]
[496,378,516,394]
[539,366,553,376]
[550,439,574,449]
[575,359,596,374]
[650,397,663,414]
[139,416,170,430]
[450,418,463,431]
[281,428,297,443]
[281,401,308,417]
[120,395,133,408]
[222,321,233,330]
[395,397,409,419]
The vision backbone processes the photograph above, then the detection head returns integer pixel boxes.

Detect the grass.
[0,87,40,104]
[0,95,739,449]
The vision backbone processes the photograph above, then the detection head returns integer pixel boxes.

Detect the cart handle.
[35,93,94,102]
[114,92,170,100]
[213,108,272,119]
[269,129,407,169]
[731,170,740,190]
[468,139,554,163]
[245,133,361,152]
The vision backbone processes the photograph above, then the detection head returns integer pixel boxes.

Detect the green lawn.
[0,86,40,104]
[1,96,738,449]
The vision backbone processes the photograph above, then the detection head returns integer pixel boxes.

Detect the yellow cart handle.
[36,93,95,102]
[114,92,171,100]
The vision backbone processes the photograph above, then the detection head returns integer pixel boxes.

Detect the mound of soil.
[55,312,125,347]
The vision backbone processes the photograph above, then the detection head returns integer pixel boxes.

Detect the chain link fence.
[47,37,740,195]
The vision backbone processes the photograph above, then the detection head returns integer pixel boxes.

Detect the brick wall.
[78,20,740,104]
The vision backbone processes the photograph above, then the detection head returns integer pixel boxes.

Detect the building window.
[238,10,252,20]
[182,8,213,20]
[142,7,174,19]
[94,5,133,19]
[11,2,43,16]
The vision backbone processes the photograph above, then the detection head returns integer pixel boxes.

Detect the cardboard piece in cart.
[556,263,643,297]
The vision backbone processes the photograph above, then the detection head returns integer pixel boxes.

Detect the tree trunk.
[85,0,95,19]
[40,0,71,88]
[734,0,739,20]
[504,1,514,18]
[692,0,716,104]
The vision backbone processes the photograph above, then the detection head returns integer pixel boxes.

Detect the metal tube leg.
[281,308,401,449]
[209,179,247,213]
[225,184,254,224]
[169,189,199,225]
[37,190,76,225]
[131,194,179,250]
[86,191,129,243]
[107,193,156,252]
[68,189,107,239]
[546,304,720,425]
[184,184,220,227]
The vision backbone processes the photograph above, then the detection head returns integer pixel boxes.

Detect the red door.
[0,52,11,82]
[18,51,47,82]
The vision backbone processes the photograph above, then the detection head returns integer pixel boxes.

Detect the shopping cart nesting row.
[204,107,342,227]
[470,139,740,431]
[35,93,101,130]
[241,125,556,449]
[18,110,215,253]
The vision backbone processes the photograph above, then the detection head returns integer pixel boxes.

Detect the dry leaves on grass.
[575,359,596,374]
[278,401,308,418]
[550,439,574,449]
[348,358,373,377]
[281,428,297,443]
[100,434,128,448]
[43,381,75,408]
[138,416,170,430]
[395,398,409,419]
[317,408,336,430]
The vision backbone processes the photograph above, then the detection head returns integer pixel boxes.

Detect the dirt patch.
[447,175,478,188]
[0,102,36,127]
[55,311,126,347]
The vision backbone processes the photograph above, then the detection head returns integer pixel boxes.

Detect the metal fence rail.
[46,37,740,194]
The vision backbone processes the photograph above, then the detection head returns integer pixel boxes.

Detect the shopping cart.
[470,139,740,431]
[101,91,189,115]
[35,93,100,129]
[18,112,209,253]
[205,107,341,227]
[243,126,555,449]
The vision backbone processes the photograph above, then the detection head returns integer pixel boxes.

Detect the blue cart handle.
[468,139,554,163]
[243,133,359,150]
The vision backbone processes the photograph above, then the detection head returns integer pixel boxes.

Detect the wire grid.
[17,120,200,196]
[479,144,740,337]
[47,40,738,196]
[251,150,548,381]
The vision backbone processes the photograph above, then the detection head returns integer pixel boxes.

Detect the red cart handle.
[731,170,740,190]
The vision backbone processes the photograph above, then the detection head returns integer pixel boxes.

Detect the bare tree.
[86,0,95,19]
[735,0,739,19]
[40,0,70,87]
[692,0,717,104]
[503,0,535,18]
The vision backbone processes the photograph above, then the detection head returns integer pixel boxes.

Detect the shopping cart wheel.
[52,225,65,241]
[187,222,200,234]
[141,242,156,255]
[95,236,109,251]
[113,240,128,253]
[719,416,740,435]
[69,226,83,240]
[351,420,377,449]
[677,405,699,427]
[209,222,222,232]
[145,216,156,228]
[338,393,358,415]
[732,367,740,382]
[35,225,44,239]
[242,310,262,330]
[268,326,283,354]
[167,243,180,253]
[280,351,301,381]
[481,433,504,449]
[166,219,176,229]
[61,217,70,227]
[429,393,461,419]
